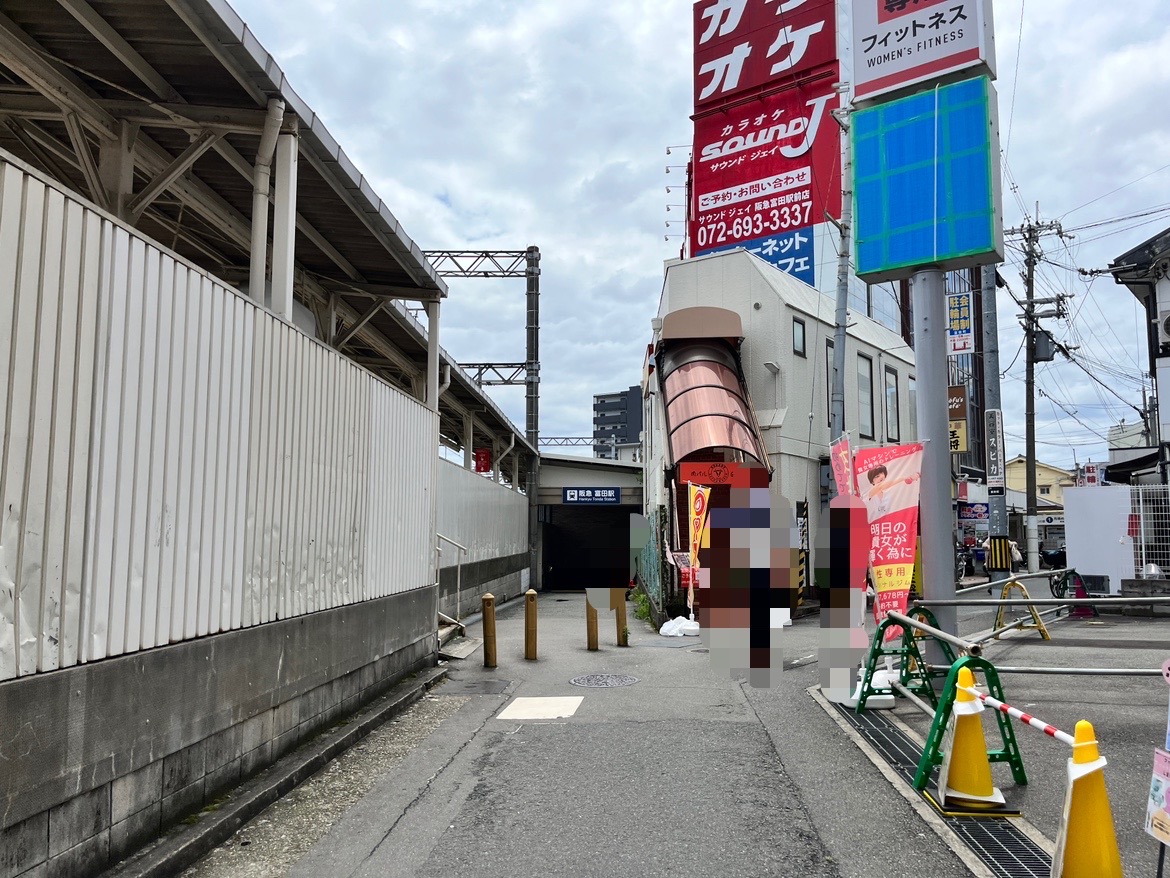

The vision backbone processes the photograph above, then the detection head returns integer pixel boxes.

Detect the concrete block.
[239,742,271,780]
[162,741,205,798]
[271,726,299,761]
[111,761,162,824]
[109,804,160,862]
[48,785,109,858]
[204,756,241,799]
[160,779,204,826]
[45,831,108,878]
[203,724,241,776]
[238,710,272,753]
[0,811,47,878]
[271,698,300,738]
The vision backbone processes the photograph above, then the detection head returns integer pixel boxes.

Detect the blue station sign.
[563,487,621,505]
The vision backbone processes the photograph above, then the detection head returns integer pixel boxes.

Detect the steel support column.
[426,300,440,413]
[270,130,298,319]
[911,269,956,639]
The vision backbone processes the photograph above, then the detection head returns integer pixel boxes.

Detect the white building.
[642,249,915,607]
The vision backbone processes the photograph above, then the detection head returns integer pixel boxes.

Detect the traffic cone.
[937,667,1005,809]
[1051,720,1122,878]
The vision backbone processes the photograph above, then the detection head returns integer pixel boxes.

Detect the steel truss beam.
[540,437,616,447]
[424,250,529,277]
[459,363,526,386]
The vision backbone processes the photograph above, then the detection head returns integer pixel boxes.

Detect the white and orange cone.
[937,667,1005,809]
[1051,720,1122,878]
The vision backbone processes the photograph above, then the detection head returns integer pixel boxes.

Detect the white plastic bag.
[659,616,686,637]
[660,615,700,637]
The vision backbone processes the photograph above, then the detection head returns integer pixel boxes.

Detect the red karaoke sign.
[693,0,838,113]
[690,82,840,259]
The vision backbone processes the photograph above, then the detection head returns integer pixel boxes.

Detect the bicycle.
[1048,569,1084,599]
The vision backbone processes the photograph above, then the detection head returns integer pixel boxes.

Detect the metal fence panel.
[1130,485,1170,577]
[0,149,437,680]
[437,461,527,563]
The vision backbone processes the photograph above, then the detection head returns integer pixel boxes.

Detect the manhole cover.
[569,674,639,688]
[689,647,709,654]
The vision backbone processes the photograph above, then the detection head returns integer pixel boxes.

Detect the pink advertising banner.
[829,434,854,497]
[854,443,924,640]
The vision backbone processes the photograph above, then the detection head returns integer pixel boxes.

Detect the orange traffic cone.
[937,667,1005,809]
[1051,720,1122,878]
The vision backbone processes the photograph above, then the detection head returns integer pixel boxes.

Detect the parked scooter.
[1039,544,1067,569]
[954,542,975,580]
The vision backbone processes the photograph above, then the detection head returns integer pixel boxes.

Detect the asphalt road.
[180,586,1170,877]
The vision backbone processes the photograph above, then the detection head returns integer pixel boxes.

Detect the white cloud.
[230,0,1170,464]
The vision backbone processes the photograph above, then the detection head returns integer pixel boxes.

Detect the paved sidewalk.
[169,588,1170,877]
[280,592,977,878]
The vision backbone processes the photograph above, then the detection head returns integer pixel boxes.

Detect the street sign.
[563,487,621,505]
[986,409,1005,493]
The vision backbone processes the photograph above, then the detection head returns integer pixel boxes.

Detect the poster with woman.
[854,443,924,640]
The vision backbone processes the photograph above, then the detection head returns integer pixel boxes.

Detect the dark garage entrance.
[542,504,631,591]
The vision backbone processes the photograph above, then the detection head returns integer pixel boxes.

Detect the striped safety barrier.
[957,685,1075,746]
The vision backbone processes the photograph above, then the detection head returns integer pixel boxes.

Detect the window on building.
[908,376,917,439]
[857,354,874,439]
[793,317,806,357]
[825,339,834,427]
[885,366,900,441]
[1039,485,1051,496]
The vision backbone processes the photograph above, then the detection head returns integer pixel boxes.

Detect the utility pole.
[829,92,852,457]
[980,264,1007,538]
[1005,214,1066,573]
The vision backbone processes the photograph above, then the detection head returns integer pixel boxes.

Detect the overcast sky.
[229,0,1170,471]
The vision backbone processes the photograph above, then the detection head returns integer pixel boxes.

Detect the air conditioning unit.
[1160,311,1170,347]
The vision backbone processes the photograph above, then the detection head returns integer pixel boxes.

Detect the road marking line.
[496,696,583,720]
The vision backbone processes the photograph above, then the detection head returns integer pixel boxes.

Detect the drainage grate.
[688,647,709,654]
[833,703,1050,878]
[950,819,1050,878]
[569,674,639,688]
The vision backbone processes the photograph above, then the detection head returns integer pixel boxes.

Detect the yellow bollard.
[1052,720,1122,878]
[613,588,629,647]
[524,588,537,660]
[586,597,598,651]
[482,593,497,668]
[937,667,1004,808]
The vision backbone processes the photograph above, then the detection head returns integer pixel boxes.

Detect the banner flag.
[854,443,924,642]
[830,434,855,497]
[688,483,712,570]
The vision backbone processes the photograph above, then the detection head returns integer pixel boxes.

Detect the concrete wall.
[0,587,436,878]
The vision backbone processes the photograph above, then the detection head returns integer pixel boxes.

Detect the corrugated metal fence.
[437,460,527,563]
[0,151,437,681]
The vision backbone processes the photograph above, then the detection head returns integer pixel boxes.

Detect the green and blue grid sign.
[852,76,1003,283]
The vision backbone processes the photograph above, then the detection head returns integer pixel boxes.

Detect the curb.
[102,665,449,878]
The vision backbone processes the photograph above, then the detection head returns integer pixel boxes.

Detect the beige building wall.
[1005,457,1076,506]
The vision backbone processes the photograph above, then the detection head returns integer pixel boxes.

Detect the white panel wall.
[437,461,527,564]
[0,151,436,680]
